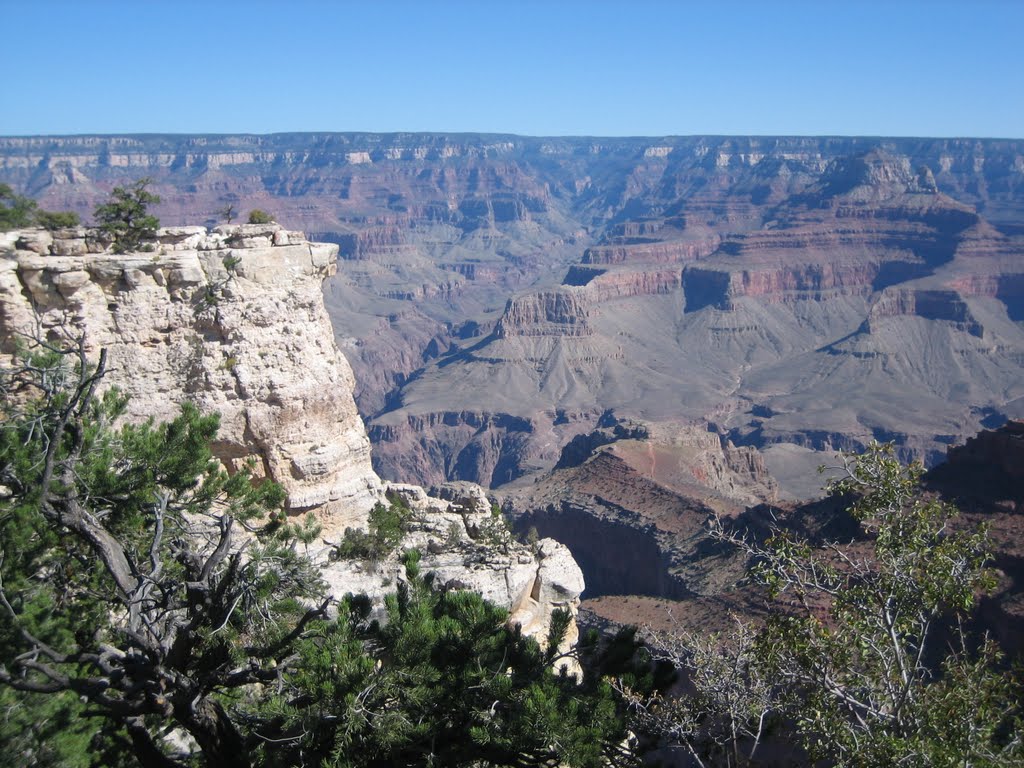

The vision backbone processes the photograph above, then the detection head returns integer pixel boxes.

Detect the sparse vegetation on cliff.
[257,550,641,768]
[0,185,80,232]
[247,209,274,224]
[34,209,81,230]
[334,494,412,562]
[93,178,161,253]
[0,184,37,230]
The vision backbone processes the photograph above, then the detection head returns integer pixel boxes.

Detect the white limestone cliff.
[0,223,382,532]
[322,481,584,670]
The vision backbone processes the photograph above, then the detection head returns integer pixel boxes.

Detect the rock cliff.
[323,482,584,663]
[0,224,585,647]
[503,420,779,604]
[922,423,1024,653]
[0,223,382,532]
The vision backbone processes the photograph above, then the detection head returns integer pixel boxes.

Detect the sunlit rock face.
[0,224,383,532]
[0,225,586,650]
[321,481,585,664]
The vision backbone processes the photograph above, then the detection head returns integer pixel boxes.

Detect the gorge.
[2,133,1021,497]
[2,132,1023,639]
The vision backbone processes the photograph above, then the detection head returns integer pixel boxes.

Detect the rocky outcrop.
[0,224,383,533]
[494,287,594,338]
[564,265,683,300]
[942,419,1024,483]
[4,134,1023,490]
[684,262,876,313]
[865,287,984,336]
[505,448,748,601]
[925,423,1024,654]
[582,237,718,266]
[368,411,542,487]
[322,481,585,662]
[504,421,780,603]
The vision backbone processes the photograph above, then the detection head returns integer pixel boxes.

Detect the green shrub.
[480,502,513,549]
[247,208,274,224]
[0,184,36,231]
[35,209,80,230]
[93,178,160,253]
[335,498,412,561]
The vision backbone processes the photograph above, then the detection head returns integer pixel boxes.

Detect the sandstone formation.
[564,419,1024,657]
[502,420,779,604]
[928,419,1024,514]
[322,481,585,664]
[366,145,1024,487]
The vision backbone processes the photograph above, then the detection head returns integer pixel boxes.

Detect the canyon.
[2,133,1021,498]
[2,128,1022,651]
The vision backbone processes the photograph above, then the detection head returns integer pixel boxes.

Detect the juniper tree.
[0,336,640,768]
[246,210,273,225]
[0,184,37,231]
[255,550,639,768]
[35,210,81,230]
[0,337,322,767]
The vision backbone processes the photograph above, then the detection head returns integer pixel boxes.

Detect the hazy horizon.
[3,130,1024,141]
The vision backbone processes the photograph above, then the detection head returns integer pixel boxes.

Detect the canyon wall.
[0,224,587,648]
[0,223,382,533]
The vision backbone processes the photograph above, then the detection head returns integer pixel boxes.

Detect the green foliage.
[753,444,1014,767]
[0,338,640,767]
[480,502,514,550]
[0,186,80,233]
[246,209,274,224]
[93,178,160,253]
[0,687,96,767]
[0,339,315,767]
[334,496,411,562]
[0,184,37,231]
[630,443,1023,767]
[256,553,636,767]
[34,210,80,230]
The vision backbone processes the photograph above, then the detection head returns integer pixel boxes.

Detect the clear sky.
[4,0,1022,138]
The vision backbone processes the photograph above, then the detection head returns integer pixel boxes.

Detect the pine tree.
[93,179,160,252]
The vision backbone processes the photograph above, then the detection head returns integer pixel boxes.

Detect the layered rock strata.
[503,422,779,603]
[3,135,1024,488]
[0,224,383,531]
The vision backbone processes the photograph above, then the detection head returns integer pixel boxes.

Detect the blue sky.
[4,0,1022,138]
